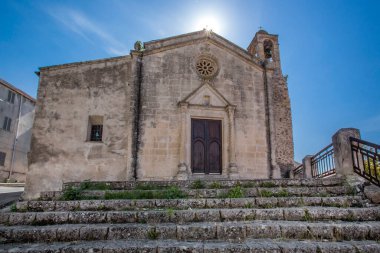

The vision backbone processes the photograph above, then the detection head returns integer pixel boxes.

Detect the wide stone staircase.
[1,178,380,252]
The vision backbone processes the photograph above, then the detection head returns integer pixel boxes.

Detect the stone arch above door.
[176,82,238,180]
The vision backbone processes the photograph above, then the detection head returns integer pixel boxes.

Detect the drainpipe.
[131,53,143,180]
[8,94,23,181]
[262,61,273,178]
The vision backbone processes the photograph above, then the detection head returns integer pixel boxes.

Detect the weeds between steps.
[219,185,245,198]
[104,186,187,200]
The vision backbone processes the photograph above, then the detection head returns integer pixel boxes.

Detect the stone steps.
[13,195,367,212]
[1,220,380,243]
[0,178,378,252]
[63,178,345,190]
[1,239,379,253]
[2,207,380,226]
[41,185,357,201]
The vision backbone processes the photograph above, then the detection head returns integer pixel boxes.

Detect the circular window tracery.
[195,56,218,79]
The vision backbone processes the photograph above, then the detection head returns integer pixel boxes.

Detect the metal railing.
[350,137,380,187]
[293,164,304,178]
[311,143,336,178]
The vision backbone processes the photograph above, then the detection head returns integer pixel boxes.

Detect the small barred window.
[90,125,103,141]
[87,115,103,142]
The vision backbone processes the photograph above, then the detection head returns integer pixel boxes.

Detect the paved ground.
[0,186,24,208]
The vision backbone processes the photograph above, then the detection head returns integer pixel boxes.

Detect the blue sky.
[1,0,379,161]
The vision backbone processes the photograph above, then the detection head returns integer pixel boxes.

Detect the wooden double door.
[191,119,222,174]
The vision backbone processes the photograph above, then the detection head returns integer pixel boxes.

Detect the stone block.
[177,199,206,209]
[0,227,12,243]
[280,222,310,239]
[220,209,255,221]
[15,201,28,211]
[205,198,230,208]
[8,212,36,225]
[135,199,155,209]
[177,223,217,240]
[277,197,302,207]
[316,242,356,253]
[35,212,69,225]
[306,207,351,221]
[276,241,317,253]
[107,211,137,223]
[56,225,81,241]
[104,200,135,210]
[156,224,177,239]
[246,222,281,239]
[0,213,10,225]
[302,197,322,206]
[28,201,55,212]
[256,197,278,208]
[322,197,348,207]
[308,223,335,240]
[216,222,246,242]
[138,211,170,224]
[68,211,107,224]
[246,240,281,253]
[364,185,380,204]
[155,199,178,208]
[334,223,370,241]
[368,222,380,241]
[79,225,108,240]
[283,208,305,221]
[229,198,255,208]
[194,209,221,222]
[255,209,283,220]
[15,227,57,243]
[108,224,154,240]
[55,201,80,211]
[171,210,195,223]
[157,241,203,253]
[79,200,106,211]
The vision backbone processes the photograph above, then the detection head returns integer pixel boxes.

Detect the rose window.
[195,57,218,79]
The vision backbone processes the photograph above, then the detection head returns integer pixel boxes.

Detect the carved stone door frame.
[176,102,237,179]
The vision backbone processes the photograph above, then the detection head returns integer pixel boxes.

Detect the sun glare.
[195,15,222,33]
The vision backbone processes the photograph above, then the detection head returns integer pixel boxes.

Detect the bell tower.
[248,29,282,71]
[248,29,294,178]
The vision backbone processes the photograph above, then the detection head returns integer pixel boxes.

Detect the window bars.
[350,137,380,187]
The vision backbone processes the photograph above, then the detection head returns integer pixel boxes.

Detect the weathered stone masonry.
[24,29,294,199]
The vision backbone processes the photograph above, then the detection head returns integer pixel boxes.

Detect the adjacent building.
[24,29,294,199]
[0,79,35,182]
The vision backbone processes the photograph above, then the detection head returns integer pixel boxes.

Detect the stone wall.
[24,56,134,199]
[138,38,268,180]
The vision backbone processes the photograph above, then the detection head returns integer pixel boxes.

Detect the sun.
[194,15,222,33]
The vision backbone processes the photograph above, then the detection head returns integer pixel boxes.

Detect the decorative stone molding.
[176,82,237,180]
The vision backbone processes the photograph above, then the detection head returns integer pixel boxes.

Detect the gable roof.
[143,30,263,70]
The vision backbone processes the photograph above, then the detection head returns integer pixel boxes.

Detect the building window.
[90,125,103,141]
[87,115,103,142]
[0,152,5,166]
[2,117,11,131]
[7,90,15,104]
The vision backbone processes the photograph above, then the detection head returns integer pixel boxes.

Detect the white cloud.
[44,6,129,56]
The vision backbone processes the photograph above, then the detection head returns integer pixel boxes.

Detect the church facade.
[24,29,294,199]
